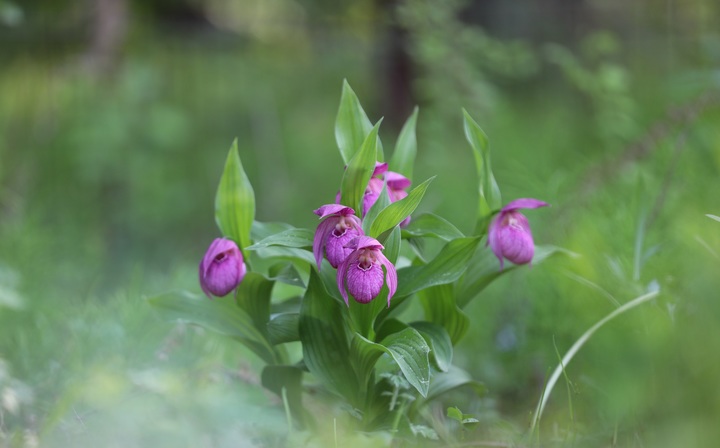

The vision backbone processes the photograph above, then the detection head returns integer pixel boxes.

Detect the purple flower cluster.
[313,205,398,307]
[309,162,413,307]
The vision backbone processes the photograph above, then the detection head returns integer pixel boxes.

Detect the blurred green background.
[1,0,720,446]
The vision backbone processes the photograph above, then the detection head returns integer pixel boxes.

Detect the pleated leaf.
[352,327,431,397]
[369,176,435,239]
[215,139,255,250]
[148,291,276,364]
[410,321,453,373]
[462,110,501,233]
[335,80,382,164]
[246,228,314,250]
[340,121,382,218]
[457,245,572,309]
[390,106,418,179]
[402,213,465,241]
[395,237,481,298]
[418,284,470,345]
[299,269,359,405]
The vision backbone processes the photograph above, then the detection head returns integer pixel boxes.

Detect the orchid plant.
[150,81,560,441]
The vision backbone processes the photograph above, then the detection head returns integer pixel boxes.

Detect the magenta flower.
[488,198,549,270]
[337,236,398,307]
[199,238,247,298]
[313,204,364,269]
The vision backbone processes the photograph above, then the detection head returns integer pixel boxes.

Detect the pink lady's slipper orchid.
[337,236,398,307]
[488,198,549,270]
[313,204,364,269]
[199,238,247,298]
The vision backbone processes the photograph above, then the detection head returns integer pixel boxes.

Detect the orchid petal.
[350,235,384,252]
[337,250,360,306]
[314,204,356,218]
[325,226,362,268]
[377,252,398,307]
[373,162,389,176]
[313,217,337,269]
[346,262,384,303]
[501,198,549,213]
[385,171,411,190]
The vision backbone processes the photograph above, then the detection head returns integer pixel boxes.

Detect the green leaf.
[268,263,305,288]
[381,328,431,397]
[215,139,255,250]
[246,228,314,250]
[148,291,276,364]
[352,327,431,397]
[395,237,481,298]
[335,80,382,164]
[462,110,501,232]
[390,106,418,179]
[410,322,453,373]
[235,272,273,336]
[402,213,465,241]
[251,221,294,242]
[383,226,402,264]
[425,365,485,404]
[457,245,572,309]
[418,284,469,345]
[340,121,382,217]
[267,313,300,344]
[299,270,359,405]
[255,246,315,266]
[362,183,391,236]
[369,176,435,238]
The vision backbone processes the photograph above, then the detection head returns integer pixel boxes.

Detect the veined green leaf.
[251,221,294,242]
[215,139,255,250]
[335,80,383,164]
[395,237,481,298]
[423,365,485,405]
[369,176,435,238]
[457,245,574,309]
[299,270,359,405]
[362,183,391,235]
[246,228,314,250]
[390,107,418,179]
[352,327,431,397]
[418,284,469,345]
[267,313,300,345]
[254,246,315,266]
[462,110,501,232]
[402,213,465,241]
[383,226,402,264]
[340,121,382,218]
[148,291,276,364]
[410,322,453,373]
[235,272,273,336]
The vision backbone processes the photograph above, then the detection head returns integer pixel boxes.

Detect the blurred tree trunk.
[82,0,128,77]
[377,0,415,131]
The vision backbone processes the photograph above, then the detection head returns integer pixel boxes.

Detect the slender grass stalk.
[281,387,292,433]
[530,290,659,432]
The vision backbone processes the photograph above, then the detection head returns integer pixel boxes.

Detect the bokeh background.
[1,0,720,446]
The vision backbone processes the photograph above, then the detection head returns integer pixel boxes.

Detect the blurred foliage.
[1,0,720,446]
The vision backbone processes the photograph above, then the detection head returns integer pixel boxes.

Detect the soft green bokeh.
[1,0,720,446]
